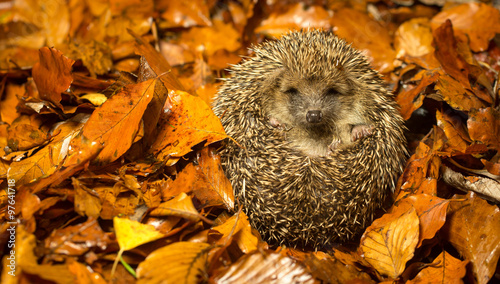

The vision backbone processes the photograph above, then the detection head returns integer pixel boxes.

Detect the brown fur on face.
[263,68,372,156]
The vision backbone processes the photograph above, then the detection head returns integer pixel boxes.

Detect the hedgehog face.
[265,71,365,156]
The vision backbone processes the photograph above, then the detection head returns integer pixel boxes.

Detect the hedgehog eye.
[325,87,339,96]
[284,88,299,96]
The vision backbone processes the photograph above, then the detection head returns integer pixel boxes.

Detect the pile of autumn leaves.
[1,1,500,283]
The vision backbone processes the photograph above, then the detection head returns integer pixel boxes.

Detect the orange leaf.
[397,194,449,247]
[467,107,500,150]
[431,2,500,52]
[32,47,74,109]
[436,110,471,154]
[408,251,468,284]
[149,192,201,222]
[395,17,434,58]
[395,70,440,120]
[360,206,419,279]
[150,90,227,164]
[256,3,332,37]
[211,211,258,253]
[44,218,112,256]
[11,225,75,282]
[82,79,156,164]
[443,192,500,284]
[332,8,397,73]
[180,20,240,56]
[136,242,211,283]
[7,117,86,186]
[162,147,233,210]
[72,178,102,218]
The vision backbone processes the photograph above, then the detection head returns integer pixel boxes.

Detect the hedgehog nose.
[306,110,322,123]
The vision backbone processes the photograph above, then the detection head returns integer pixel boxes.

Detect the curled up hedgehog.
[212,30,407,248]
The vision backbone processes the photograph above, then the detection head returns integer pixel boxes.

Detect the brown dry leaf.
[160,0,211,28]
[136,241,212,283]
[395,70,440,120]
[360,206,420,279]
[408,251,468,284]
[1,225,75,283]
[32,47,74,109]
[0,83,24,125]
[134,34,185,92]
[7,116,86,186]
[98,183,140,220]
[113,217,165,251]
[44,218,112,257]
[161,152,234,210]
[395,17,434,58]
[398,141,440,195]
[397,194,449,247]
[82,79,156,164]
[256,3,332,37]
[332,8,397,73]
[213,250,316,284]
[180,20,240,56]
[12,0,70,47]
[443,192,500,284]
[67,258,107,284]
[436,110,470,154]
[149,192,201,222]
[433,20,492,107]
[211,211,258,253]
[467,107,500,150]
[435,74,486,112]
[431,2,500,52]
[73,178,102,218]
[7,114,49,151]
[150,90,227,164]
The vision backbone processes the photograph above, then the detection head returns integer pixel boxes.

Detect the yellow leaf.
[113,217,164,251]
[360,207,419,279]
[136,242,211,284]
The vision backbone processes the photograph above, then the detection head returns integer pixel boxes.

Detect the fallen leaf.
[213,250,316,284]
[82,79,156,164]
[32,47,74,109]
[442,192,500,284]
[467,107,500,150]
[211,211,259,253]
[136,241,212,283]
[149,90,227,164]
[256,3,332,37]
[332,8,398,73]
[431,2,500,52]
[408,251,468,284]
[395,17,434,58]
[73,178,102,218]
[149,192,202,222]
[396,194,449,247]
[8,225,75,283]
[114,217,165,251]
[44,218,112,257]
[360,206,419,279]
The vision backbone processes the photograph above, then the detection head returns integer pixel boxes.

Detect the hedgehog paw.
[269,116,287,130]
[351,125,374,142]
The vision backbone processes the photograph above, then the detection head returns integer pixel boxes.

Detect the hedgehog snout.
[306,110,322,123]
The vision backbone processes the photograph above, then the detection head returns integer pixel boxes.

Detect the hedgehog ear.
[259,67,285,97]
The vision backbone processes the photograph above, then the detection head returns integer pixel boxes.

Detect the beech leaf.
[136,242,212,284]
[360,206,420,279]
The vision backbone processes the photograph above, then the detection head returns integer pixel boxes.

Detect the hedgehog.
[212,30,407,248]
